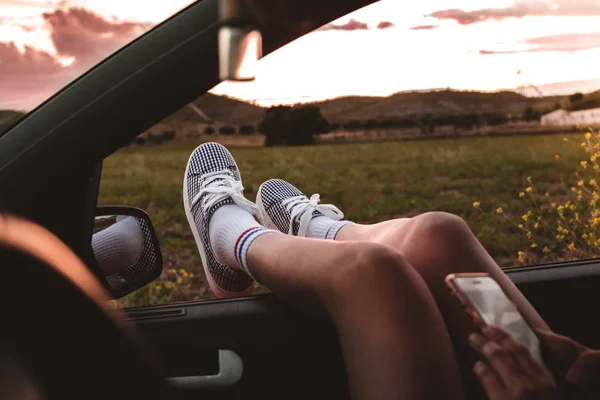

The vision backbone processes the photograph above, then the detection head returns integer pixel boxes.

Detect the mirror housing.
[93,206,162,298]
[218,0,262,81]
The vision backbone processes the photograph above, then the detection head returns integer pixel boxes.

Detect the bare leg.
[335,212,550,398]
[247,233,466,400]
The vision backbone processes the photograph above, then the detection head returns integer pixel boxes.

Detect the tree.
[258,105,331,147]
[569,92,584,104]
[523,106,540,122]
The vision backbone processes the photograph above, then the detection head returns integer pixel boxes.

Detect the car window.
[0,0,195,135]
[97,0,600,307]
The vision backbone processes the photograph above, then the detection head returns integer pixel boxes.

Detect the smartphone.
[445,273,547,369]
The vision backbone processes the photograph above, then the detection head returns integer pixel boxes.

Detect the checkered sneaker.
[183,143,257,297]
[257,179,344,237]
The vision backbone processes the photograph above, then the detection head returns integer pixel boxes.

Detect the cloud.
[409,24,439,31]
[318,18,368,31]
[42,7,151,66]
[0,7,152,110]
[428,0,600,25]
[377,21,395,30]
[479,32,600,54]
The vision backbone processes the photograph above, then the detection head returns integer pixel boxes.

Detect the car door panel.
[126,260,600,400]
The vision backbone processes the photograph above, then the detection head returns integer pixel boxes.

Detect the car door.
[2,1,600,399]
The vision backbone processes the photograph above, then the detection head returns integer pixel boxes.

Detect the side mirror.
[93,206,162,298]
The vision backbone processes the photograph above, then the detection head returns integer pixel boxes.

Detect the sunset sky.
[2,0,600,111]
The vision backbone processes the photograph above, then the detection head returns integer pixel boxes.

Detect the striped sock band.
[324,221,353,240]
[234,227,275,277]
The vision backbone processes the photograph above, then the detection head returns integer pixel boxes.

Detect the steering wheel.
[0,214,173,400]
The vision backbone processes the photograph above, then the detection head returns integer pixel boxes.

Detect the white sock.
[209,204,275,276]
[307,216,352,240]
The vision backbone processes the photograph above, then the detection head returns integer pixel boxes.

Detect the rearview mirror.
[93,206,162,298]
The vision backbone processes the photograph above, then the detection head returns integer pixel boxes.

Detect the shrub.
[239,125,255,135]
[204,126,215,135]
[219,125,236,135]
[162,131,176,142]
[146,133,163,145]
[473,129,600,266]
[344,120,362,131]
[131,136,146,146]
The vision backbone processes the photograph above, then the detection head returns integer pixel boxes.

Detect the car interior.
[1,0,600,399]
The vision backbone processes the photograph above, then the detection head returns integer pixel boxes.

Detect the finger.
[536,329,587,375]
[566,351,600,393]
[473,361,505,400]
[469,333,518,386]
[483,326,547,376]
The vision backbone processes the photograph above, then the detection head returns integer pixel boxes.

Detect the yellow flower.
[176,277,183,285]
[551,203,557,208]
[586,132,592,139]
[526,176,532,183]
[519,192,525,198]
[525,187,533,193]
[167,268,177,275]
[189,273,194,278]
[517,224,524,229]
[555,153,560,159]
[567,242,576,251]
[578,180,584,187]
[472,201,480,208]
[570,204,576,211]
[591,154,598,162]
[542,247,551,254]
[571,187,577,192]
[590,179,597,186]
[563,137,569,142]
[534,222,539,229]
[527,231,533,239]
[517,251,525,263]
[496,207,504,214]
[581,161,588,168]
[522,214,529,221]
[531,243,538,248]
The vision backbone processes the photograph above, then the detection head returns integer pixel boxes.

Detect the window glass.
[0,0,195,134]
[97,0,600,307]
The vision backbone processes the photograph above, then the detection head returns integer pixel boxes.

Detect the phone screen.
[453,276,546,368]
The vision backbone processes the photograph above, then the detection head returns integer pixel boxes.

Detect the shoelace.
[191,169,258,216]
[281,194,344,237]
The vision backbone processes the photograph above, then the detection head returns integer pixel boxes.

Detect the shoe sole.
[182,149,254,298]
[256,182,280,233]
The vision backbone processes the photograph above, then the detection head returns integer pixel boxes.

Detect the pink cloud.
[376,21,395,30]
[479,32,600,54]
[0,7,151,110]
[409,24,439,31]
[428,0,600,25]
[318,18,368,31]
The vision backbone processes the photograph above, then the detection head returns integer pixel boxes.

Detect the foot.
[183,143,269,298]
[256,179,350,239]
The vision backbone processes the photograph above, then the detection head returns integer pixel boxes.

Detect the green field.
[99,133,587,305]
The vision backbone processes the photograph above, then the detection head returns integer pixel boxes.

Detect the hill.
[309,90,569,122]
[0,110,25,134]
[163,93,264,126]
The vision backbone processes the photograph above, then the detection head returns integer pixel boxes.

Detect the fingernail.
[473,361,486,373]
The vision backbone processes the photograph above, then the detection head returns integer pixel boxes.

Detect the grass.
[98,132,589,305]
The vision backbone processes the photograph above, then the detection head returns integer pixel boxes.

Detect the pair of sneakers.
[183,143,350,298]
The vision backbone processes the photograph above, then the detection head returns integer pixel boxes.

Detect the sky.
[1,0,600,110]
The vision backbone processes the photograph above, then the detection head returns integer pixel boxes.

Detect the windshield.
[0,0,195,134]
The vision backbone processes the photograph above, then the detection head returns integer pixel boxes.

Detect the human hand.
[469,326,560,400]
